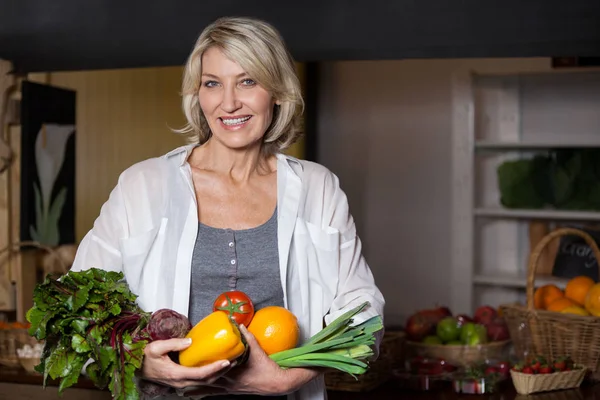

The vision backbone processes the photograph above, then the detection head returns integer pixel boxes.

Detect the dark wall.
[1,0,600,72]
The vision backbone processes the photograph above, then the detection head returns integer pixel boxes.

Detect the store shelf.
[475,140,600,150]
[473,273,569,289]
[474,207,600,221]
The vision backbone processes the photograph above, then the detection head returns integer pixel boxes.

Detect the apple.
[474,305,498,325]
[460,322,488,346]
[432,305,452,318]
[422,335,443,345]
[405,310,439,341]
[485,317,510,341]
[455,314,473,327]
[436,317,461,343]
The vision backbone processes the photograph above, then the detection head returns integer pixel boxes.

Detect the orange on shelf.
[534,284,564,310]
[565,276,595,306]
[585,283,600,317]
[546,297,577,312]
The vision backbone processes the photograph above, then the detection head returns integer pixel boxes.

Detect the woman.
[71,16,385,399]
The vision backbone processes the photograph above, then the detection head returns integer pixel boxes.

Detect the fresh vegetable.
[269,302,383,376]
[143,309,192,341]
[213,290,254,326]
[26,268,191,400]
[179,311,247,367]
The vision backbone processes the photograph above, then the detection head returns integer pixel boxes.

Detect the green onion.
[269,301,383,377]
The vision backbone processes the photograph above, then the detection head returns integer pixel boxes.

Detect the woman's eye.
[203,80,218,88]
[241,78,256,86]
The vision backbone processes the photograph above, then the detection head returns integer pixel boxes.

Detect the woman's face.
[198,46,277,150]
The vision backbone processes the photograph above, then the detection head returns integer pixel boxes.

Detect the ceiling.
[1,0,600,73]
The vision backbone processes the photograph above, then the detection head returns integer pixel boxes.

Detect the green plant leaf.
[41,186,67,246]
[26,268,152,399]
[29,182,46,243]
[497,159,545,209]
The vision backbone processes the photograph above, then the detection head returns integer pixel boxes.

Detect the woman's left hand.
[182,324,320,397]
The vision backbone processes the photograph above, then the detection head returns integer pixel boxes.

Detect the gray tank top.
[187,209,292,399]
[188,208,284,326]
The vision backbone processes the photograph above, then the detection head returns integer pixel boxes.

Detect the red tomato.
[213,290,255,326]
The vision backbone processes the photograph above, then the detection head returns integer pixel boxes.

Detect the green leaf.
[307,302,369,345]
[109,303,122,316]
[65,285,90,313]
[497,158,545,209]
[26,307,55,340]
[72,334,92,353]
[32,181,44,240]
[44,186,68,246]
[57,355,86,393]
[70,319,89,335]
[29,225,40,242]
[46,343,70,380]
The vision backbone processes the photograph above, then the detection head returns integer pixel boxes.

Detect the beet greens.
[26,268,189,400]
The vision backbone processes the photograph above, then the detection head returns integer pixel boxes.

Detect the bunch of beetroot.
[27,268,193,400]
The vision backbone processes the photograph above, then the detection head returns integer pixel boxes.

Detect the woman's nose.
[220,86,241,113]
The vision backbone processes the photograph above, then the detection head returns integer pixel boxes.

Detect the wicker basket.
[511,367,587,395]
[405,340,511,367]
[501,228,600,379]
[0,328,39,368]
[324,330,406,392]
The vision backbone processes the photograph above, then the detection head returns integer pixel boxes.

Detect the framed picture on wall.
[20,81,76,248]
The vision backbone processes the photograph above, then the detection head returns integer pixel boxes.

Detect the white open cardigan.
[71,144,385,400]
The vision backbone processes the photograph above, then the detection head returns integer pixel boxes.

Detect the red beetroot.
[145,309,192,341]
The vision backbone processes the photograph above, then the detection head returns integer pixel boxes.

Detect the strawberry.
[522,366,534,374]
[530,360,541,373]
[553,360,566,372]
[511,363,523,372]
[539,365,553,374]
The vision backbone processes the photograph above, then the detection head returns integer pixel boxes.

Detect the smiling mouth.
[220,116,252,126]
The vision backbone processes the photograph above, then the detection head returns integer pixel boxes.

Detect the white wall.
[317,58,552,327]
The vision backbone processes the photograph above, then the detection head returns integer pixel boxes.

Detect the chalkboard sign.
[552,227,600,282]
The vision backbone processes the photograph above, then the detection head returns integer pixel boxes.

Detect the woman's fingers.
[145,338,192,357]
[238,324,256,345]
[183,360,231,381]
[166,360,232,388]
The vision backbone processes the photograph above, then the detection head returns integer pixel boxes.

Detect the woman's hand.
[142,337,232,389]
[183,325,321,397]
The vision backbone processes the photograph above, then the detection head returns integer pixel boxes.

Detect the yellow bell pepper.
[179,311,246,367]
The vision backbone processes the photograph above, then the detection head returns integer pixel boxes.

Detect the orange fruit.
[584,283,600,317]
[247,306,299,355]
[534,285,564,310]
[565,276,595,306]
[546,297,577,312]
[561,306,590,316]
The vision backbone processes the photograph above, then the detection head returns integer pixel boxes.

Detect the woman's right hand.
[142,338,232,389]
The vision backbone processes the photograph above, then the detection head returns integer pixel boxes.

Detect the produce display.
[405,305,509,345]
[26,268,383,400]
[534,275,600,316]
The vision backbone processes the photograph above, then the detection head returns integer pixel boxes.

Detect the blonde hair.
[177,17,304,155]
